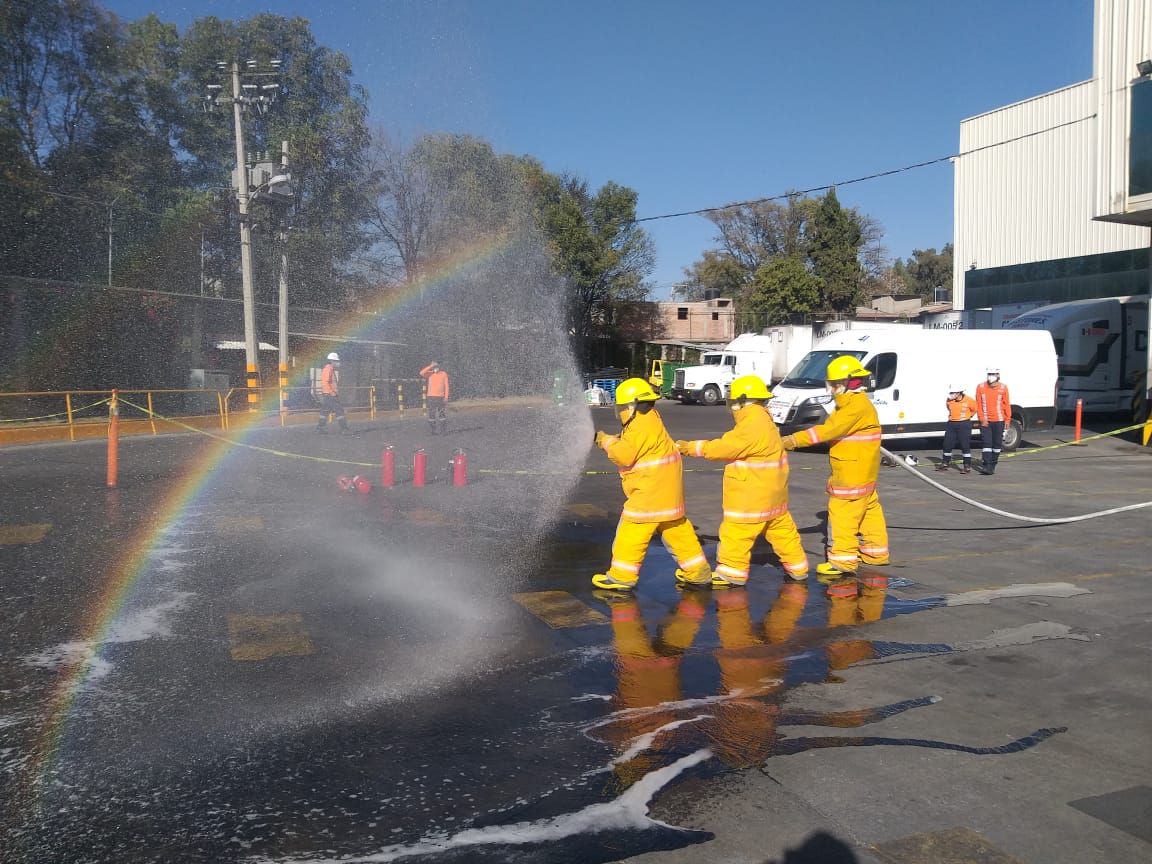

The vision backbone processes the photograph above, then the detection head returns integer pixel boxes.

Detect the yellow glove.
[675,439,695,456]
[594,430,609,448]
[781,434,797,451]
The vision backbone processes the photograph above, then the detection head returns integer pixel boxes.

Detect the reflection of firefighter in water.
[824,573,888,681]
[706,582,809,768]
[591,575,1062,787]
[593,591,708,790]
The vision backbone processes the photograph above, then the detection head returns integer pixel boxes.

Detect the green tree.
[892,243,954,300]
[748,257,823,326]
[679,249,747,301]
[532,172,654,340]
[808,188,865,312]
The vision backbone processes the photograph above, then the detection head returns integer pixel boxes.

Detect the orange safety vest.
[420,365,450,399]
[975,381,1011,423]
[946,395,979,422]
[321,363,338,396]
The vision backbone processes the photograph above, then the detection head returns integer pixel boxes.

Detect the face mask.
[987,375,999,383]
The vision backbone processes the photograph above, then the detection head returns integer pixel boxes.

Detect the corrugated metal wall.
[953,0,1152,309]
[1095,0,1152,220]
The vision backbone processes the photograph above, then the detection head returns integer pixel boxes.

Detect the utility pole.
[205,58,282,411]
[226,62,260,410]
[277,140,290,421]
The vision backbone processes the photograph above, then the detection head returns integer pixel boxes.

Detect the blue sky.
[106,0,1094,298]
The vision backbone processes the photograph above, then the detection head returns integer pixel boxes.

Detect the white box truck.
[767,329,1058,451]
[671,323,916,405]
[1003,295,1148,413]
[670,333,778,405]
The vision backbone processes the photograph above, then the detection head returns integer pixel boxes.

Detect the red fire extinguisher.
[381,445,395,488]
[452,449,467,487]
[413,448,426,487]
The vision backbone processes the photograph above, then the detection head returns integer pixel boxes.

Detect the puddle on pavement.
[6,538,1077,864]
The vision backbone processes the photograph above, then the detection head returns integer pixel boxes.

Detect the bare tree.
[363,131,438,283]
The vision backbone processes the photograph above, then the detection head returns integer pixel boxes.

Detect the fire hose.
[879,445,1152,525]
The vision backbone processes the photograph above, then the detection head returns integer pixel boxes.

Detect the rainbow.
[22,228,519,809]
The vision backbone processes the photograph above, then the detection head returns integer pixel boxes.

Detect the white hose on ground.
[879,446,1152,525]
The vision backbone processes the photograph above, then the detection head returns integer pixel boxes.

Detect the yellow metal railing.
[0,388,227,443]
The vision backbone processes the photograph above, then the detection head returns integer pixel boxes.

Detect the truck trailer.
[1003,295,1148,414]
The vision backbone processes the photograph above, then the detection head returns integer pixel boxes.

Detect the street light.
[106,192,122,287]
[203,59,283,410]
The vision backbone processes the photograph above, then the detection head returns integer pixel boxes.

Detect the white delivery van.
[768,329,1058,451]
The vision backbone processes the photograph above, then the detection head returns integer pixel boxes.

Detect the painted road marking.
[512,591,609,628]
[0,524,52,544]
[214,516,264,533]
[563,503,611,519]
[227,614,315,661]
[873,826,1025,863]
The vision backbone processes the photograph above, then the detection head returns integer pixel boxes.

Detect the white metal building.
[953,0,1152,312]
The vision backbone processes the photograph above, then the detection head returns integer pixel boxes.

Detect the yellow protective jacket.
[684,404,790,523]
[599,408,686,523]
[793,390,882,499]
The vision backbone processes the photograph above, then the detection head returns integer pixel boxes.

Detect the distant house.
[655,298,737,342]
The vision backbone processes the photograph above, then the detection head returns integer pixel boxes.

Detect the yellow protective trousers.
[826,490,890,572]
[605,516,710,587]
[714,513,809,584]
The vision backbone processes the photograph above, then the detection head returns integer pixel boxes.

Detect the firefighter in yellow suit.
[592,378,712,591]
[781,356,890,578]
[675,375,809,587]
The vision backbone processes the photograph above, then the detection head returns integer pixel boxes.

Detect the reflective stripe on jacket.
[684,404,790,524]
[974,382,1010,423]
[794,390,881,499]
[600,409,686,523]
[321,363,338,396]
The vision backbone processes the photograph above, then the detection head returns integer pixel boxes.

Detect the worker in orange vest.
[676,374,809,587]
[316,352,349,434]
[420,362,450,435]
[938,384,979,473]
[974,366,1011,475]
[592,378,712,591]
[781,356,889,577]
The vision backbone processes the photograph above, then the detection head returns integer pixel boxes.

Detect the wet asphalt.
[0,402,1150,864]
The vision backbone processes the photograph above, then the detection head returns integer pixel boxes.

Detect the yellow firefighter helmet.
[825,356,869,381]
[729,375,773,401]
[615,378,660,405]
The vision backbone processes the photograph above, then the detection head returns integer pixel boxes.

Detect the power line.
[634,114,1097,223]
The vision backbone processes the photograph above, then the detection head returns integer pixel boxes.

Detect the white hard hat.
[948,384,964,393]
[986,366,1000,374]
[327,352,340,361]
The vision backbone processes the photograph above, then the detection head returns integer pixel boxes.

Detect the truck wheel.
[701,385,722,406]
[1001,418,1023,452]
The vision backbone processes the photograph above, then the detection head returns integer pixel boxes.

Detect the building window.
[711,312,719,321]
[1131,78,1152,197]
[677,307,688,320]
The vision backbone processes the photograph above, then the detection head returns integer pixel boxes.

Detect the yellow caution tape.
[1002,421,1148,458]
[0,398,110,423]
